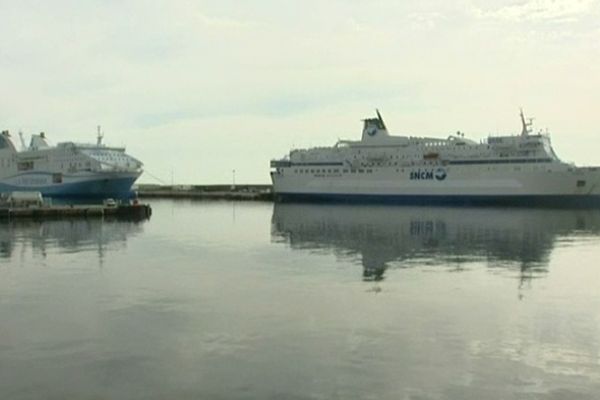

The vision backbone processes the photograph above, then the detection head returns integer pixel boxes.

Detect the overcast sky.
[1,0,599,184]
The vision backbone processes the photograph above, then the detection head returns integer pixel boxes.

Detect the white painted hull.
[271,164,600,206]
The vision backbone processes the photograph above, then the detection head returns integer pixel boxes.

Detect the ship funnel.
[29,133,50,150]
[361,110,390,141]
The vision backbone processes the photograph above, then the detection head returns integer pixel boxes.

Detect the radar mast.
[520,108,533,136]
[97,125,104,146]
[18,130,26,150]
[376,109,387,130]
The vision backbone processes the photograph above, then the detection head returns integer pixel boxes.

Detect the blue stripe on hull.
[0,177,138,199]
[274,192,600,208]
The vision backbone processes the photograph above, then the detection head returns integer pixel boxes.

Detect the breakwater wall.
[136,184,273,201]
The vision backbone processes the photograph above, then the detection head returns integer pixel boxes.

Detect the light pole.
[231,169,236,191]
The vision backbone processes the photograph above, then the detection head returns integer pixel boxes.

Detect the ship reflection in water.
[271,203,600,285]
[0,218,145,265]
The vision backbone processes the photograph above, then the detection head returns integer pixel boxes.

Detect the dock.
[0,203,152,220]
[136,184,273,201]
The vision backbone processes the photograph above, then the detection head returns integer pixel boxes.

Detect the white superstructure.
[0,128,142,198]
[270,110,600,207]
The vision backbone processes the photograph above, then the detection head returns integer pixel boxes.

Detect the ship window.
[343,169,348,173]
[52,173,63,183]
[577,180,586,187]
[351,169,356,173]
[359,169,364,173]
[17,161,34,171]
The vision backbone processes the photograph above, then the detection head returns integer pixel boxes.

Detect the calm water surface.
[1,200,600,399]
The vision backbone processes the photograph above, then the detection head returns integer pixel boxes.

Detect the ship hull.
[274,192,600,208]
[271,165,600,208]
[0,172,141,198]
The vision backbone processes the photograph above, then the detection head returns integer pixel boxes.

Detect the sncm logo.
[410,168,447,181]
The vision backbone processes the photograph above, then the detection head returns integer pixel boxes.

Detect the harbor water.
[1,199,600,399]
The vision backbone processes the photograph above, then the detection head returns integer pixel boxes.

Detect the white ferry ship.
[0,128,142,198]
[270,110,600,207]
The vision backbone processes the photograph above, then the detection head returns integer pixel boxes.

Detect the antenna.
[97,125,104,146]
[18,130,26,149]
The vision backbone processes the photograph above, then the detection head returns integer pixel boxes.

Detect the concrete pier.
[0,203,152,220]
[136,184,273,201]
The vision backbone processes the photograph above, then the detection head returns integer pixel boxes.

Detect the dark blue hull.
[0,177,138,199]
[274,192,600,208]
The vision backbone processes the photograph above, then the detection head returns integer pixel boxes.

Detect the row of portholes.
[293,169,374,175]
[60,161,92,170]
[289,164,551,176]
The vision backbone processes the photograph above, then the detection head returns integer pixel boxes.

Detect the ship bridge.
[80,147,143,172]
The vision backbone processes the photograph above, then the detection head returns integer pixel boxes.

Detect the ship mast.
[376,109,387,130]
[18,130,26,150]
[520,108,533,136]
[97,125,104,146]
